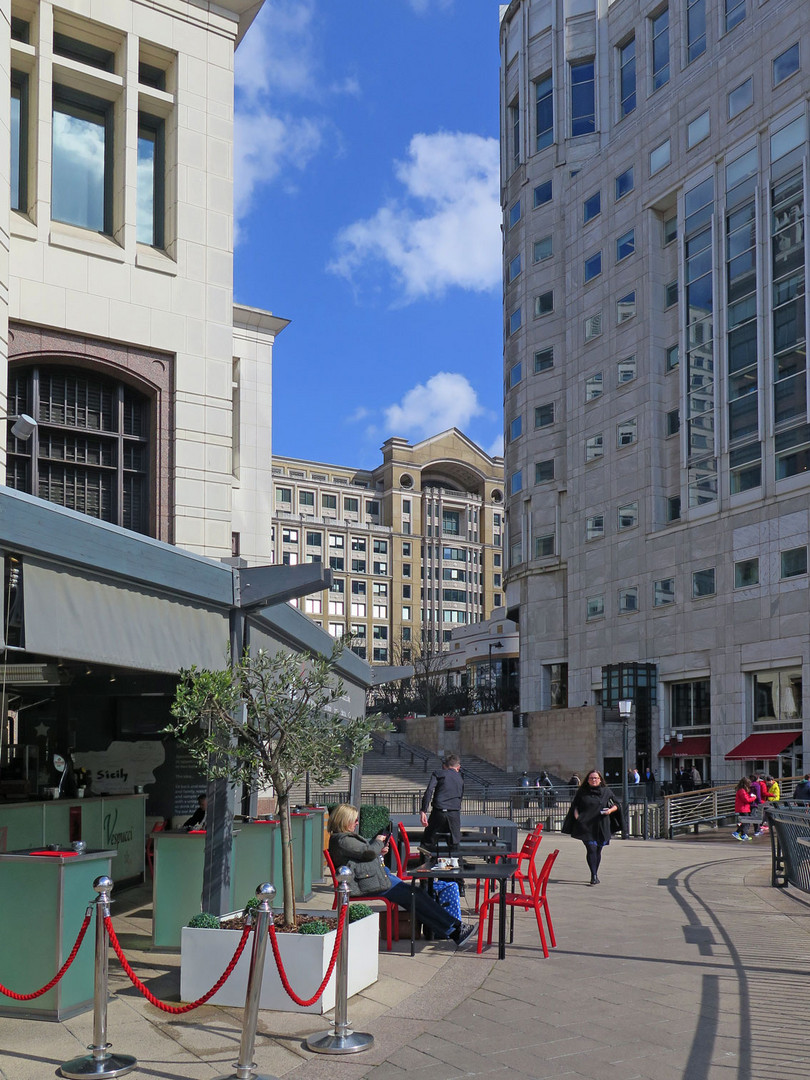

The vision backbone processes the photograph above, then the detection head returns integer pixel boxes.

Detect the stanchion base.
[305,1029,374,1055]
[60,1052,137,1078]
[213,1073,279,1080]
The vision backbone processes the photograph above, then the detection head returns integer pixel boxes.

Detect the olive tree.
[167,642,386,927]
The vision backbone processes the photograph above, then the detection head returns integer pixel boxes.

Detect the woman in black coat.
[562,770,622,885]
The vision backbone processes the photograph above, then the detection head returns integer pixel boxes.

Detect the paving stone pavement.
[1,831,808,1080]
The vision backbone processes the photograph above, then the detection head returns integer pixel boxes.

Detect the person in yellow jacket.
[765,775,780,803]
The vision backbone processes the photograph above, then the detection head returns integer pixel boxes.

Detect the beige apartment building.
[272,430,505,664]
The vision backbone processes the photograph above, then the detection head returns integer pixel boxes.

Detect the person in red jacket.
[732,777,756,841]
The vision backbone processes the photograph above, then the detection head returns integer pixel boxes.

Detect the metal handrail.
[663,776,802,836]
[766,804,810,891]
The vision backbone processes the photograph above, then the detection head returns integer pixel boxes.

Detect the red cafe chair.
[323,848,399,951]
[477,848,559,957]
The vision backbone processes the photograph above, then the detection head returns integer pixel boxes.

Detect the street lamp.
[618,699,633,837]
[487,640,503,713]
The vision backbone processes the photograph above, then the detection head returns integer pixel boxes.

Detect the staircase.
[289,735,522,804]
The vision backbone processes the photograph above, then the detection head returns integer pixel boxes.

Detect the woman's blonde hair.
[328,803,359,834]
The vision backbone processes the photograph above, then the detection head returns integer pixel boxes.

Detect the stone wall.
[527,707,602,779]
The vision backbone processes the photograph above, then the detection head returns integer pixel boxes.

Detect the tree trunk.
[277,791,296,927]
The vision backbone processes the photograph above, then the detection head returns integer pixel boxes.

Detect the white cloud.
[487,434,504,459]
[328,132,501,302]
[233,0,358,233]
[384,372,485,440]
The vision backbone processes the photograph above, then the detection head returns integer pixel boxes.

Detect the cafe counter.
[0,794,146,884]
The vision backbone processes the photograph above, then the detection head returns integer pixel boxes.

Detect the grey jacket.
[328,831,390,897]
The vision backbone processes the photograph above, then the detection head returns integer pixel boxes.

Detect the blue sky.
[233,0,504,469]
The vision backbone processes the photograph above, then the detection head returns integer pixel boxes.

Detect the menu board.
[173,745,206,816]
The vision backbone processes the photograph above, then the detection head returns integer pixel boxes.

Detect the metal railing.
[766,803,810,892]
[663,776,802,837]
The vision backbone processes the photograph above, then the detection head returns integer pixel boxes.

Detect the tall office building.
[271,430,505,665]
[500,0,809,784]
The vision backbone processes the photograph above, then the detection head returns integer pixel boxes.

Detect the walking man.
[420,754,464,847]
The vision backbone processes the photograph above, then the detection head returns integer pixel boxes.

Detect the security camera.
[10,413,37,440]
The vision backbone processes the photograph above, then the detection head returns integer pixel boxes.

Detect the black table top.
[410,859,517,882]
[418,844,512,860]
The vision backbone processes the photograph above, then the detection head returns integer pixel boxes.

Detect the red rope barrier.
[267,906,348,1007]
[0,912,92,1000]
[105,917,252,1014]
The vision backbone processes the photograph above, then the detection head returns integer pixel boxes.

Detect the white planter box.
[180,911,379,1014]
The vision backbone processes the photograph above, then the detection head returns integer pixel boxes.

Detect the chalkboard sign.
[173,744,206,816]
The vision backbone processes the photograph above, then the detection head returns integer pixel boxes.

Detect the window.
[402,542,411,556]
[773,43,799,86]
[402,606,411,621]
[11,17,30,42]
[329,534,345,548]
[666,409,680,436]
[651,6,670,90]
[617,357,636,384]
[618,502,638,529]
[586,514,604,540]
[725,0,745,32]
[585,312,603,341]
[535,460,554,483]
[650,139,671,175]
[373,560,387,575]
[372,647,388,663]
[617,418,637,447]
[534,181,552,207]
[442,511,460,536]
[137,114,165,247]
[510,470,523,495]
[687,110,710,149]
[665,280,679,307]
[584,251,602,282]
[585,373,603,401]
[509,200,521,228]
[534,236,553,262]
[781,547,807,578]
[667,495,681,521]
[52,89,113,234]
[615,167,634,200]
[535,534,555,558]
[734,558,759,588]
[509,362,522,388]
[586,595,605,619]
[510,97,520,171]
[54,32,115,69]
[654,578,675,605]
[686,0,706,63]
[373,539,388,554]
[619,37,636,118]
[616,229,635,261]
[306,531,322,546]
[299,490,314,508]
[508,254,522,282]
[329,555,344,572]
[753,668,802,722]
[617,292,636,322]
[535,403,554,428]
[139,61,166,91]
[282,527,298,543]
[726,94,756,140]
[585,434,604,461]
[535,292,553,317]
[534,348,554,373]
[730,443,761,493]
[570,60,595,137]
[584,192,601,223]
[402,499,410,513]
[775,424,810,480]
[344,496,359,513]
[692,567,716,598]
[372,624,388,641]
[351,537,366,552]
[402,584,411,598]
[509,416,522,442]
[666,344,679,371]
[7,366,152,533]
[402,563,411,578]
[509,308,522,335]
[305,597,322,615]
[276,486,291,504]
[671,679,710,727]
[352,580,367,596]
[535,74,553,151]
[322,493,337,511]
[328,598,345,618]
[11,72,28,214]
[351,558,366,572]
[618,587,638,614]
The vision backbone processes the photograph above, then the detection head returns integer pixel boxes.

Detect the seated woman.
[328,804,473,947]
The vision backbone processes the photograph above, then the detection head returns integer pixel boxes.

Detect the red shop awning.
[658,736,711,758]
[724,732,798,760]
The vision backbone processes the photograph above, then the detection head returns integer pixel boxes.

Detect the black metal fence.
[766,804,810,892]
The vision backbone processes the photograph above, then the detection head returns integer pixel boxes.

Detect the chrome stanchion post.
[61,876,137,1079]
[215,882,279,1080]
[306,866,374,1055]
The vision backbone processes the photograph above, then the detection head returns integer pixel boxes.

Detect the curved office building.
[499,0,809,785]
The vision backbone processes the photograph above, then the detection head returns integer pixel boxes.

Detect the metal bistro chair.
[323,848,399,951]
[474,823,543,912]
[476,848,559,957]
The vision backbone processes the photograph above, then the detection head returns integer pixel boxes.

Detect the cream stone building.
[271,430,506,665]
[1,0,281,565]
[500,0,810,786]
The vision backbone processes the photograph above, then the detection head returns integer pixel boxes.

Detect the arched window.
[6,365,152,535]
